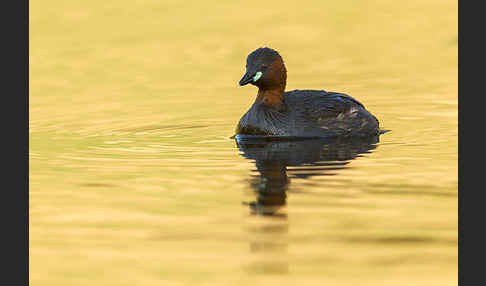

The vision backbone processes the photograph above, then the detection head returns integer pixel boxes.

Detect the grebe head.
[239,47,287,91]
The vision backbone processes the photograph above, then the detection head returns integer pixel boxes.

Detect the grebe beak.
[239,71,253,86]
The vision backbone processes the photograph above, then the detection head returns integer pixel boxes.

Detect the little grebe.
[236,47,380,138]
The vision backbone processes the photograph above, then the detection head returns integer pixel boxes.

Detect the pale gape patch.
[253,71,263,82]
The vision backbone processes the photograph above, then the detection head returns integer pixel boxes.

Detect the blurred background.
[30,0,457,285]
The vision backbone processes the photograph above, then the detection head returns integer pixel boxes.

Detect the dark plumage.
[236,47,380,138]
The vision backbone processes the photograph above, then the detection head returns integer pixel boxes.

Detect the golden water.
[30,0,457,285]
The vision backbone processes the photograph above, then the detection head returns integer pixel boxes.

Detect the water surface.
[30,1,457,285]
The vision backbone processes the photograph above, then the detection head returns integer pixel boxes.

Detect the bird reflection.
[236,135,380,216]
[236,134,381,275]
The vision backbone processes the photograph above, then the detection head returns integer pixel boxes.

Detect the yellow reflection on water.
[30,0,457,285]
